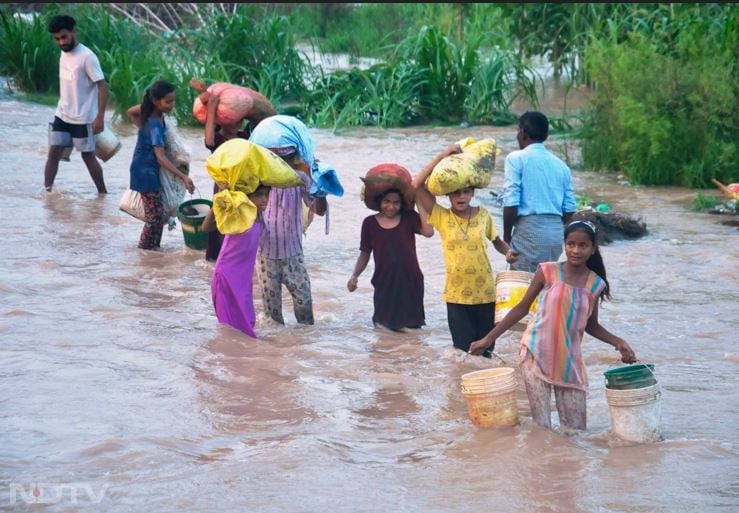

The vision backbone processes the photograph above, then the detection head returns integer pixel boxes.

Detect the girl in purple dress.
[202,185,271,338]
[347,186,434,331]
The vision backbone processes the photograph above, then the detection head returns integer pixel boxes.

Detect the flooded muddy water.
[1,93,737,512]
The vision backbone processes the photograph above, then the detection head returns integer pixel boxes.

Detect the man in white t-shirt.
[44,14,109,193]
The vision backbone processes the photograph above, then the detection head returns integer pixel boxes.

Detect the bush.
[581,19,737,187]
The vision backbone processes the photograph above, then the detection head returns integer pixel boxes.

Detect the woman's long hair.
[140,80,175,125]
[565,220,611,301]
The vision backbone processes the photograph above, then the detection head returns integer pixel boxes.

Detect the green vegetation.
[0,10,57,93]
[691,192,721,212]
[580,4,737,187]
[1,2,736,189]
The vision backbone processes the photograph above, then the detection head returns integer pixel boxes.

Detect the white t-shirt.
[55,42,105,124]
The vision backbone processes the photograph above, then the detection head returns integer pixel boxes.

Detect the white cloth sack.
[119,188,146,221]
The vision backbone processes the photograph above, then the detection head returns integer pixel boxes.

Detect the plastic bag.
[159,117,191,219]
[163,115,191,167]
[119,188,146,222]
[159,165,188,220]
[426,137,501,196]
[205,138,303,234]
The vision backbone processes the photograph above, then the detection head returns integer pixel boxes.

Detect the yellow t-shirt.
[428,204,497,305]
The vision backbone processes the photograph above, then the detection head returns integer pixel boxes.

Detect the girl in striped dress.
[469,220,636,430]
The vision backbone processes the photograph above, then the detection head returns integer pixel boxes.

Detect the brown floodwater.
[1,91,737,512]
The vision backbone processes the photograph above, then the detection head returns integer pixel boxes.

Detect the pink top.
[519,262,606,390]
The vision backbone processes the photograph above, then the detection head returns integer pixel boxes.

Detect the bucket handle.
[462,350,508,365]
[604,358,657,386]
[186,187,203,201]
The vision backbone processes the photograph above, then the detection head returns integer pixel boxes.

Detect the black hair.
[564,220,611,301]
[252,184,272,195]
[378,188,405,210]
[48,15,75,33]
[519,111,549,143]
[278,151,304,169]
[140,80,175,125]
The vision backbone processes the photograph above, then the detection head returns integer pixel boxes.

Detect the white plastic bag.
[159,166,187,219]
[164,115,191,167]
[160,116,191,219]
[119,188,146,221]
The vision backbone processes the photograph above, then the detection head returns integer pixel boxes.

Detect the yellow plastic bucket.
[460,367,519,427]
[494,270,537,330]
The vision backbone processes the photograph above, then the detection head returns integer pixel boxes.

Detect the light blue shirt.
[502,143,576,216]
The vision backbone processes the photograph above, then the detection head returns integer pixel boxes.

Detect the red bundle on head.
[360,163,415,211]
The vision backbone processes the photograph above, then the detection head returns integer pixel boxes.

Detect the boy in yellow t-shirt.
[414,143,518,357]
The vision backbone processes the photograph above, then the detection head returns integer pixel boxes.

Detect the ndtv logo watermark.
[9,482,109,504]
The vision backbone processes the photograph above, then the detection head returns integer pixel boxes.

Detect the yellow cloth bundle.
[206,138,303,234]
[426,137,501,196]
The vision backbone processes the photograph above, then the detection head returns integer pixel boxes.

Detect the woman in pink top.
[469,220,637,431]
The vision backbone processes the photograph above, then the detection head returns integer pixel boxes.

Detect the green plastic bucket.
[604,363,656,390]
[177,198,212,251]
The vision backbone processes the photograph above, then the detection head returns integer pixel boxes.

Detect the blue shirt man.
[502,112,576,273]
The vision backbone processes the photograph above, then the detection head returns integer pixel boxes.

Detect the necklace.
[453,208,472,240]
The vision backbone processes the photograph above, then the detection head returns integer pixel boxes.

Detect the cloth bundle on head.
[249,115,343,198]
[206,138,302,235]
[426,137,501,196]
[360,163,415,211]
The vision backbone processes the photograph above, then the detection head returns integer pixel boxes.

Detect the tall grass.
[183,9,309,107]
[304,63,427,130]
[391,26,479,123]
[0,10,58,94]
[465,50,538,125]
[2,3,536,131]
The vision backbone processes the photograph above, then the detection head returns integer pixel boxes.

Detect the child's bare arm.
[200,208,217,233]
[127,104,142,128]
[154,146,195,193]
[586,304,637,363]
[469,267,544,355]
[204,93,220,148]
[189,77,208,94]
[347,251,371,292]
[416,204,434,237]
[412,143,461,214]
[493,236,518,263]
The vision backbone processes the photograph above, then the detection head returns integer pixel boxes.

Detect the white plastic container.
[605,382,662,443]
[95,125,122,162]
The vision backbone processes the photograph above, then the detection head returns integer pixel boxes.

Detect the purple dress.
[205,130,251,262]
[211,220,262,338]
[360,211,426,330]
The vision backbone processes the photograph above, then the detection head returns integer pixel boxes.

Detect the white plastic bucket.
[605,383,662,443]
[494,270,537,330]
[460,367,516,394]
[95,125,122,162]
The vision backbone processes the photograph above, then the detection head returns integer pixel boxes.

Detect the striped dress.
[519,262,606,391]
